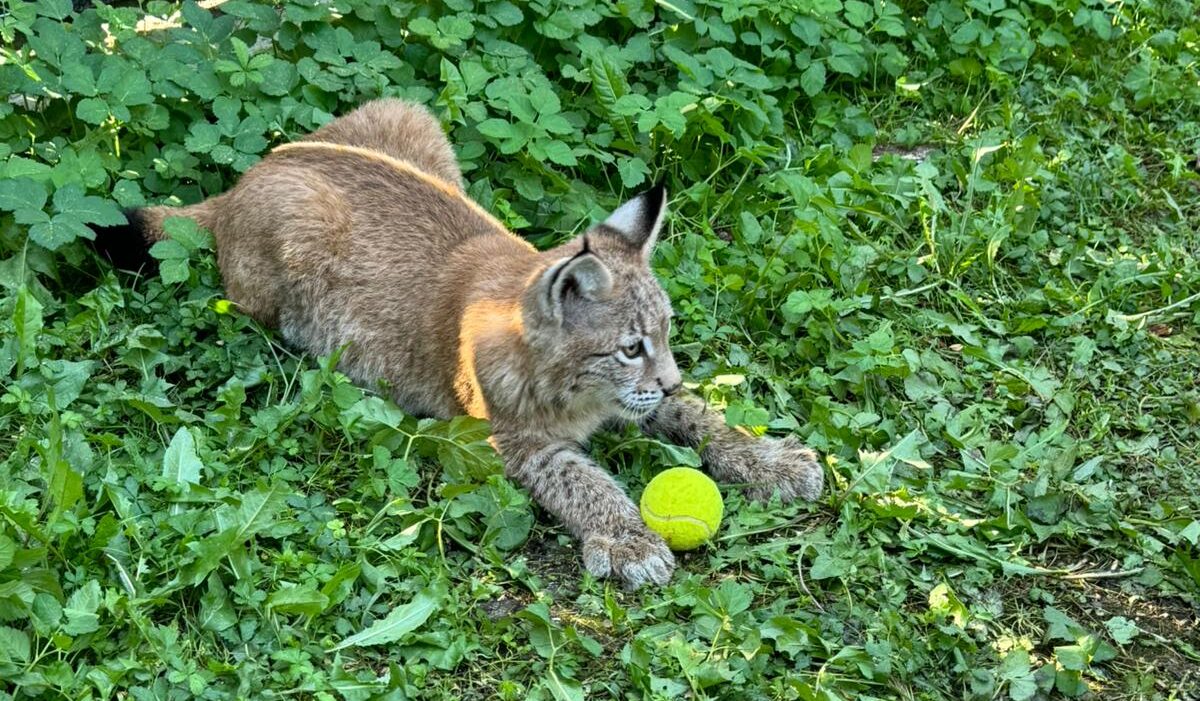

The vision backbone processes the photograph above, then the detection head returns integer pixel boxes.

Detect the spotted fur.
[112,99,824,588]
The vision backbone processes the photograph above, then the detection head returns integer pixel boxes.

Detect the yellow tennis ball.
[639,467,724,551]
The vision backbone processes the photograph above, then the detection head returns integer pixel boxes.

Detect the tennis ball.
[639,467,723,551]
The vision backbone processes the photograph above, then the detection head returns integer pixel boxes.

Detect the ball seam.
[640,504,715,537]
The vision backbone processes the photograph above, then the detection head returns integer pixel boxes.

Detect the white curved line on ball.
[641,505,714,536]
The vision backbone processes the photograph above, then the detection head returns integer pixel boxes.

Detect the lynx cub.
[102,99,824,588]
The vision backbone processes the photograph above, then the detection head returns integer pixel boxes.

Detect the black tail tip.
[93,208,155,273]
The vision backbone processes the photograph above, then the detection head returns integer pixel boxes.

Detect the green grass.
[1,0,1199,698]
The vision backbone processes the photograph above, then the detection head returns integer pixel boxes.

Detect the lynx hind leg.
[640,393,824,503]
[206,168,350,327]
[305,98,464,187]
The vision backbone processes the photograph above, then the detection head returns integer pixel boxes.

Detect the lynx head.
[524,184,682,422]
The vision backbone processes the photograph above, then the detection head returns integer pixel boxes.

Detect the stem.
[1112,290,1200,323]
[1060,567,1144,581]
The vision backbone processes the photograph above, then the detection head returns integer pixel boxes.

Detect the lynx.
[100,99,824,588]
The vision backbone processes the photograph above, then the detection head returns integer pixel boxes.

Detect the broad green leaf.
[267,585,329,616]
[75,97,110,125]
[178,483,288,587]
[540,140,578,166]
[0,178,47,212]
[328,585,442,651]
[41,360,96,410]
[0,535,14,570]
[477,118,518,139]
[97,60,154,107]
[408,17,436,35]
[26,18,85,68]
[1044,606,1087,641]
[517,602,563,658]
[185,122,223,153]
[162,427,203,486]
[613,94,651,116]
[149,239,189,261]
[233,483,289,540]
[1016,364,1060,401]
[36,0,72,19]
[645,92,694,137]
[30,593,62,635]
[587,51,635,144]
[320,562,362,608]
[258,60,298,96]
[52,185,125,228]
[1053,644,1089,671]
[1009,675,1037,701]
[41,414,87,524]
[642,438,702,469]
[1104,616,1138,645]
[843,0,873,26]
[1,156,52,181]
[800,62,826,97]
[13,286,43,370]
[0,581,35,615]
[538,112,573,135]
[809,548,850,580]
[617,158,649,188]
[999,649,1032,681]
[488,0,523,26]
[50,147,108,188]
[1054,668,1088,696]
[1070,456,1103,481]
[29,213,95,249]
[739,212,764,244]
[423,415,501,481]
[62,580,102,635]
[199,576,237,633]
[828,48,867,76]
[545,671,585,701]
[149,219,208,284]
[435,15,474,47]
[159,258,190,285]
[0,627,30,664]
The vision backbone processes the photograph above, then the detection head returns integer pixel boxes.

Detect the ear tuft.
[538,252,613,323]
[602,182,667,257]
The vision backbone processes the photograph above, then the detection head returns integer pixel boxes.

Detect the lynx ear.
[603,182,667,258]
[537,246,614,323]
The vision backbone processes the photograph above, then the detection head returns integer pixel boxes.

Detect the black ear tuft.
[602,182,668,257]
[640,181,667,225]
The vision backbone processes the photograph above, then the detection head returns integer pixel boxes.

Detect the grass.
[1,0,1198,699]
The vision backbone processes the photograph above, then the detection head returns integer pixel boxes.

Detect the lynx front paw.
[581,528,675,589]
[739,436,824,503]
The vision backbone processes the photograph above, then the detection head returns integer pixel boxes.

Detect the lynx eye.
[618,340,644,360]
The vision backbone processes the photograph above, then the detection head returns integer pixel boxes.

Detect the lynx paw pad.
[582,530,675,589]
[741,436,824,503]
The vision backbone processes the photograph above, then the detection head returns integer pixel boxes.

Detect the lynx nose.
[657,358,682,397]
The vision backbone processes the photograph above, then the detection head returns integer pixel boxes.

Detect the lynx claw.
[582,529,675,589]
[741,436,824,504]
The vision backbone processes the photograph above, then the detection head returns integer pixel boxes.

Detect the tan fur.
[129,99,824,588]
